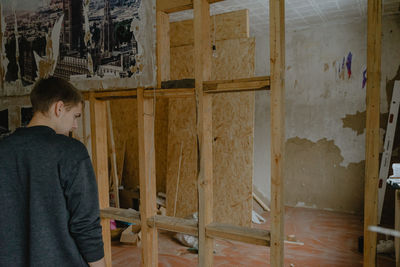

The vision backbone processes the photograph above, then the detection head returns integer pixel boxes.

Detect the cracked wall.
[254,16,400,213]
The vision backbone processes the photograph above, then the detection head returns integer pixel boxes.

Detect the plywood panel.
[110,99,168,195]
[171,37,255,80]
[167,37,255,226]
[170,9,249,47]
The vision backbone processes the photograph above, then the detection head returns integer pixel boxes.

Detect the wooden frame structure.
[85,0,385,266]
[87,0,285,266]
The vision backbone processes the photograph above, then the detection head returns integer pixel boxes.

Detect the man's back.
[0,126,104,267]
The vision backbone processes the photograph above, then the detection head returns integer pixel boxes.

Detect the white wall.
[253,16,400,213]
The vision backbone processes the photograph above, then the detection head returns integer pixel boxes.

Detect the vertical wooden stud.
[156,9,170,88]
[364,1,381,266]
[395,190,400,267]
[90,98,112,267]
[270,0,285,266]
[137,88,158,267]
[106,101,120,208]
[194,0,213,266]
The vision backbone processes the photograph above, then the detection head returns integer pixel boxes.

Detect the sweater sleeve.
[63,156,104,263]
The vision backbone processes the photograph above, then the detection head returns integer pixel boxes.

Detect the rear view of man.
[0,77,105,267]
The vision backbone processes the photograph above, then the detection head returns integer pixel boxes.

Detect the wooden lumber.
[253,192,270,212]
[194,0,214,266]
[157,10,170,88]
[137,88,158,266]
[100,207,141,224]
[395,190,400,267]
[206,223,271,246]
[147,215,198,236]
[83,90,137,100]
[106,101,120,208]
[157,0,224,14]
[90,99,112,267]
[143,88,195,98]
[203,76,270,94]
[364,0,382,266]
[270,0,286,266]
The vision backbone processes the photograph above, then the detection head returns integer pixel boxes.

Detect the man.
[0,77,105,267]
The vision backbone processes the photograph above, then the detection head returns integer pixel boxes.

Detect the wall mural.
[0,0,155,89]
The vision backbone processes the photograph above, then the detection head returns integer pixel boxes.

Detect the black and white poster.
[0,0,155,88]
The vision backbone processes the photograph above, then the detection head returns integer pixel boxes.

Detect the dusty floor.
[111,207,395,266]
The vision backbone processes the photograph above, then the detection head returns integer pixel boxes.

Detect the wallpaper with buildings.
[0,0,155,88]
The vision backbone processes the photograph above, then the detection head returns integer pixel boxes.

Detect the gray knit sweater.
[0,126,104,266]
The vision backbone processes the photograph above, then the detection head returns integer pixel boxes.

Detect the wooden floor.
[111,207,395,266]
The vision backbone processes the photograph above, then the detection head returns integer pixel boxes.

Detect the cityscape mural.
[1,0,143,86]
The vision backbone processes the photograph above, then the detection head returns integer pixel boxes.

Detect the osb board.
[166,37,255,226]
[109,99,168,195]
[170,38,255,80]
[170,9,249,47]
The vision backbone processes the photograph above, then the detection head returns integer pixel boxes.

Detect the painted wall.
[253,16,400,214]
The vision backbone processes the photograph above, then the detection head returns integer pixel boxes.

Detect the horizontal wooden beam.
[147,215,198,236]
[100,210,272,247]
[203,76,270,94]
[157,0,224,13]
[83,90,137,100]
[82,76,269,100]
[100,207,141,224]
[143,88,195,98]
[206,222,271,246]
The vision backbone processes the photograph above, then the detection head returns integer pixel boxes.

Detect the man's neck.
[27,113,56,131]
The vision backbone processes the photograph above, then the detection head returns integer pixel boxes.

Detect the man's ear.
[54,101,65,117]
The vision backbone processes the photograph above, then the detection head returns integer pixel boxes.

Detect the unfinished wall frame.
[88,0,284,266]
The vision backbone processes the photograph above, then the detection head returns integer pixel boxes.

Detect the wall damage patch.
[341,110,388,136]
[285,137,364,214]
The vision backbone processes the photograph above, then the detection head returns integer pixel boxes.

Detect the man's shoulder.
[55,135,89,159]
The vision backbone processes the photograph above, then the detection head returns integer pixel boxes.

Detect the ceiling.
[169,0,400,34]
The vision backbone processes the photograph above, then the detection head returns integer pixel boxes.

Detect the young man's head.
[29,76,83,135]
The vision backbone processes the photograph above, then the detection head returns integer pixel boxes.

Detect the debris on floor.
[120,224,141,245]
[252,210,266,224]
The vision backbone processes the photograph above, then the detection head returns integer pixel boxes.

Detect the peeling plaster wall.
[254,16,400,213]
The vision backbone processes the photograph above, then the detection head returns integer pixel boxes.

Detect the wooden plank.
[253,192,270,212]
[396,190,400,267]
[194,0,213,266]
[203,79,270,94]
[143,88,195,98]
[83,90,137,100]
[106,101,120,208]
[90,99,112,267]
[269,0,286,266]
[157,11,170,88]
[137,88,158,267]
[100,207,141,224]
[147,215,198,236]
[206,222,271,246]
[157,0,224,13]
[364,0,382,266]
[170,9,249,47]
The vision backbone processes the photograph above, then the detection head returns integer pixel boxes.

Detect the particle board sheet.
[170,9,249,48]
[171,38,255,80]
[110,99,169,195]
[167,37,255,227]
